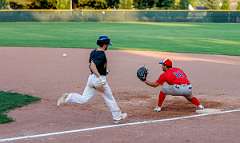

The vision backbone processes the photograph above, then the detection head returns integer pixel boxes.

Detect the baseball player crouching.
[57,35,127,123]
[143,59,204,112]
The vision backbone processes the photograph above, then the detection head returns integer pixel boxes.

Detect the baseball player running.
[142,59,204,112]
[57,35,127,123]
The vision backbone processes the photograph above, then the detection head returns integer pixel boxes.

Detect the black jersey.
[89,49,107,76]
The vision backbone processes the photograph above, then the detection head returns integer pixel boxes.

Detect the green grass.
[0,22,240,56]
[0,91,40,124]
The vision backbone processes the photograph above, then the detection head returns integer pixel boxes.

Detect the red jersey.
[156,67,190,85]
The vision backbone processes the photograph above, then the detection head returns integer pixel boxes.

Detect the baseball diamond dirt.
[0,47,240,143]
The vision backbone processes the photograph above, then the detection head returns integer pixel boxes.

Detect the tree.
[179,0,189,9]
[72,0,79,9]
[28,0,58,9]
[79,0,108,9]
[201,0,222,10]
[221,0,230,10]
[188,0,198,7]
[107,0,120,8]
[57,0,71,9]
[133,0,155,9]
[237,1,240,10]
[0,0,8,9]
[156,0,175,9]
[119,0,133,9]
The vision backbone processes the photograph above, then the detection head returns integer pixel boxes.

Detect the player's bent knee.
[184,95,193,100]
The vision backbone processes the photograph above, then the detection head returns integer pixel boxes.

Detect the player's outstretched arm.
[144,80,160,88]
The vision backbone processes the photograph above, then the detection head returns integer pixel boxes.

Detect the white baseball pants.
[162,83,192,96]
[65,74,123,120]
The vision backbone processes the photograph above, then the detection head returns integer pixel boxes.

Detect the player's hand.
[96,77,106,86]
[94,77,106,92]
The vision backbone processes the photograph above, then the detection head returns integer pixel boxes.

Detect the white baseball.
[62,53,67,57]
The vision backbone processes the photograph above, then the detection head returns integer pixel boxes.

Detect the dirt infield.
[0,47,240,143]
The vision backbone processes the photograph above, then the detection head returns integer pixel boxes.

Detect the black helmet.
[96,35,112,46]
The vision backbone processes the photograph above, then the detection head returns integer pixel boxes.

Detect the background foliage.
[1,0,237,10]
[0,0,8,9]
[237,1,240,10]
[221,0,230,10]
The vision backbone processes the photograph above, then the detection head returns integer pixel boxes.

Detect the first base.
[196,108,222,114]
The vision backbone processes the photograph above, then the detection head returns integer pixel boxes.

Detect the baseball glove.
[137,66,148,81]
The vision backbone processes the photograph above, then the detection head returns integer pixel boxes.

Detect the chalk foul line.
[0,108,240,142]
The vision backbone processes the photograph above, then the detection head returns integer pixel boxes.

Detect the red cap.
[159,59,172,67]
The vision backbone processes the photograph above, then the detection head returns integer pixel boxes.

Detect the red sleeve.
[156,73,166,85]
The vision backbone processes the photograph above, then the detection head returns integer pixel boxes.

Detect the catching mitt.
[137,66,148,81]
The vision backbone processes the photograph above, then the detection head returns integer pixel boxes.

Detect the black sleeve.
[89,50,94,63]
[89,49,98,64]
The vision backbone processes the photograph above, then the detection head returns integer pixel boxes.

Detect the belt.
[90,73,107,77]
[176,83,191,86]
[174,84,192,89]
